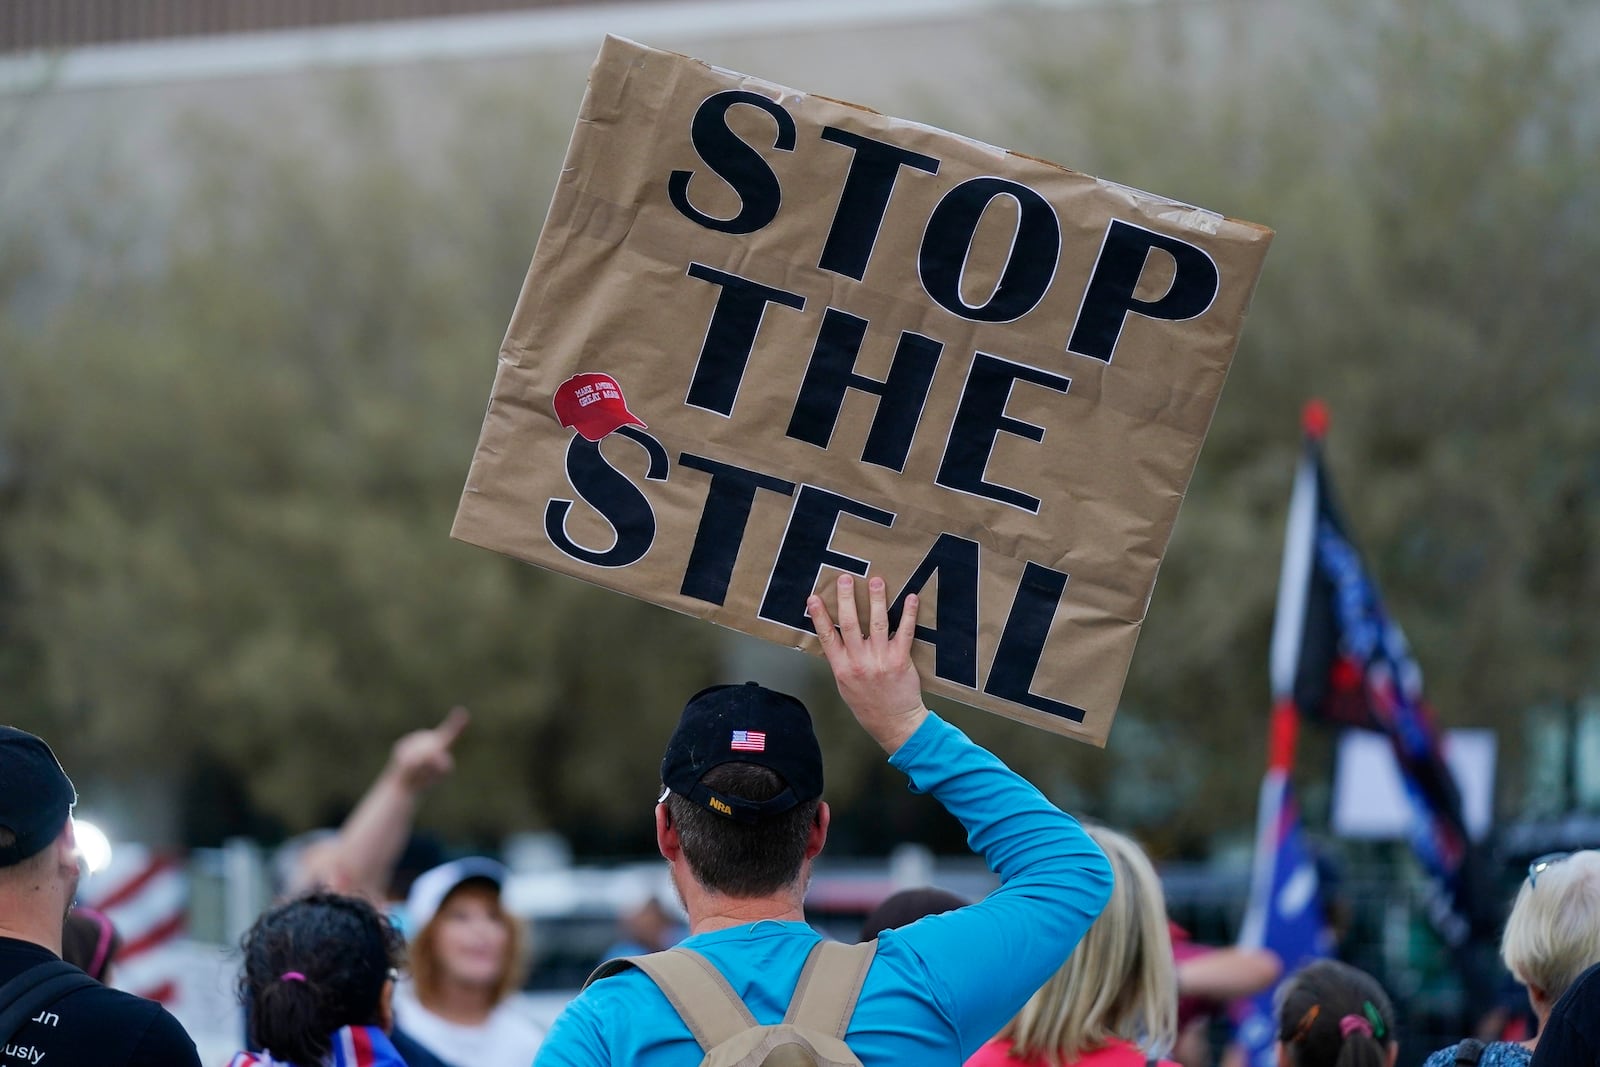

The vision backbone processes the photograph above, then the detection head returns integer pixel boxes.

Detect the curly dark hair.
[238,891,405,1064]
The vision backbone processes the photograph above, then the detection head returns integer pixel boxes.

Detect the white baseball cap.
[404,856,509,933]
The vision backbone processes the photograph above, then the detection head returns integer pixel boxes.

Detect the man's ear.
[805,802,830,860]
[656,803,681,864]
[56,819,78,866]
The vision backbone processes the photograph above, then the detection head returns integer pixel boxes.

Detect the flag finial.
[1302,399,1329,441]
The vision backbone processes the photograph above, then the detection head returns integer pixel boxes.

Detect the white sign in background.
[1331,728,1496,842]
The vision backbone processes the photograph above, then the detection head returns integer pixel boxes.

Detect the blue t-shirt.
[535,712,1114,1067]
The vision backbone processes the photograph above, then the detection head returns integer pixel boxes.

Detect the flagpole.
[1268,400,1326,703]
[1239,403,1322,952]
[1236,403,1332,1049]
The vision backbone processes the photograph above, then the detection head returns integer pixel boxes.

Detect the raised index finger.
[434,706,470,746]
[807,594,843,660]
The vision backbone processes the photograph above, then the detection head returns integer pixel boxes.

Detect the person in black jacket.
[1530,961,1600,1067]
[0,725,201,1066]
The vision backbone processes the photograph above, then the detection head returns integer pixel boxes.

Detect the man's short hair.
[0,727,76,868]
[665,762,819,898]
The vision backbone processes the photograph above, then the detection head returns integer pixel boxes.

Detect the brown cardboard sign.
[453,36,1273,745]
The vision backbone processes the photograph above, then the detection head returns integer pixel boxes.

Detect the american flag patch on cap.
[730,730,766,752]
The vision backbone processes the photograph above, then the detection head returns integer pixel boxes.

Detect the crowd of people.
[3,572,1598,1066]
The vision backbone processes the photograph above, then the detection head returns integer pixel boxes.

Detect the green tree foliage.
[941,0,1600,852]
[1,1,1596,855]
[0,80,721,848]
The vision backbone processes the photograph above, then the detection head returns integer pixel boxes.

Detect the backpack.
[585,939,877,1066]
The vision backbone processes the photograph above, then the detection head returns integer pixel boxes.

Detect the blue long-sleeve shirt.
[534,712,1113,1066]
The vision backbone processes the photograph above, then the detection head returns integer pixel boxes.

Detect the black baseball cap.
[660,682,823,824]
[0,727,77,867]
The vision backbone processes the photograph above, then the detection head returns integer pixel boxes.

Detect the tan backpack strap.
[783,939,878,1039]
[624,947,758,1051]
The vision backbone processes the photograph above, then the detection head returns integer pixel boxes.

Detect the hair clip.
[1361,1001,1385,1039]
[280,971,307,983]
[1290,1004,1320,1042]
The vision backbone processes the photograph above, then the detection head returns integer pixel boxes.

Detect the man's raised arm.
[807,573,1113,1056]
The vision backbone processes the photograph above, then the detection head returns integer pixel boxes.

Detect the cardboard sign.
[453,36,1273,745]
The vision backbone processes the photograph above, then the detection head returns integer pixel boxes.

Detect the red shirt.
[966,1035,1179,1067]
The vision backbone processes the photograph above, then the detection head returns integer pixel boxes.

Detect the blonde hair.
[1000,825,1177,1065]
[1501,849,1600,1002]
[410,881,527,1009]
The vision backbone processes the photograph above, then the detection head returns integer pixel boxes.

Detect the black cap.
[660,682,822,824]
[0,727,76,867]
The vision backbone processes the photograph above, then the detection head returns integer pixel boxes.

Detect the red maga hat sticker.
[552,372,647,442]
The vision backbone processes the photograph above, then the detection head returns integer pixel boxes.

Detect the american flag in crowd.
[79,842,187,1004]
[730,730,766,752]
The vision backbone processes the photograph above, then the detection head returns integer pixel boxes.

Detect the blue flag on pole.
[1233,401,1346,1066]
[1234,760,1330,1067]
